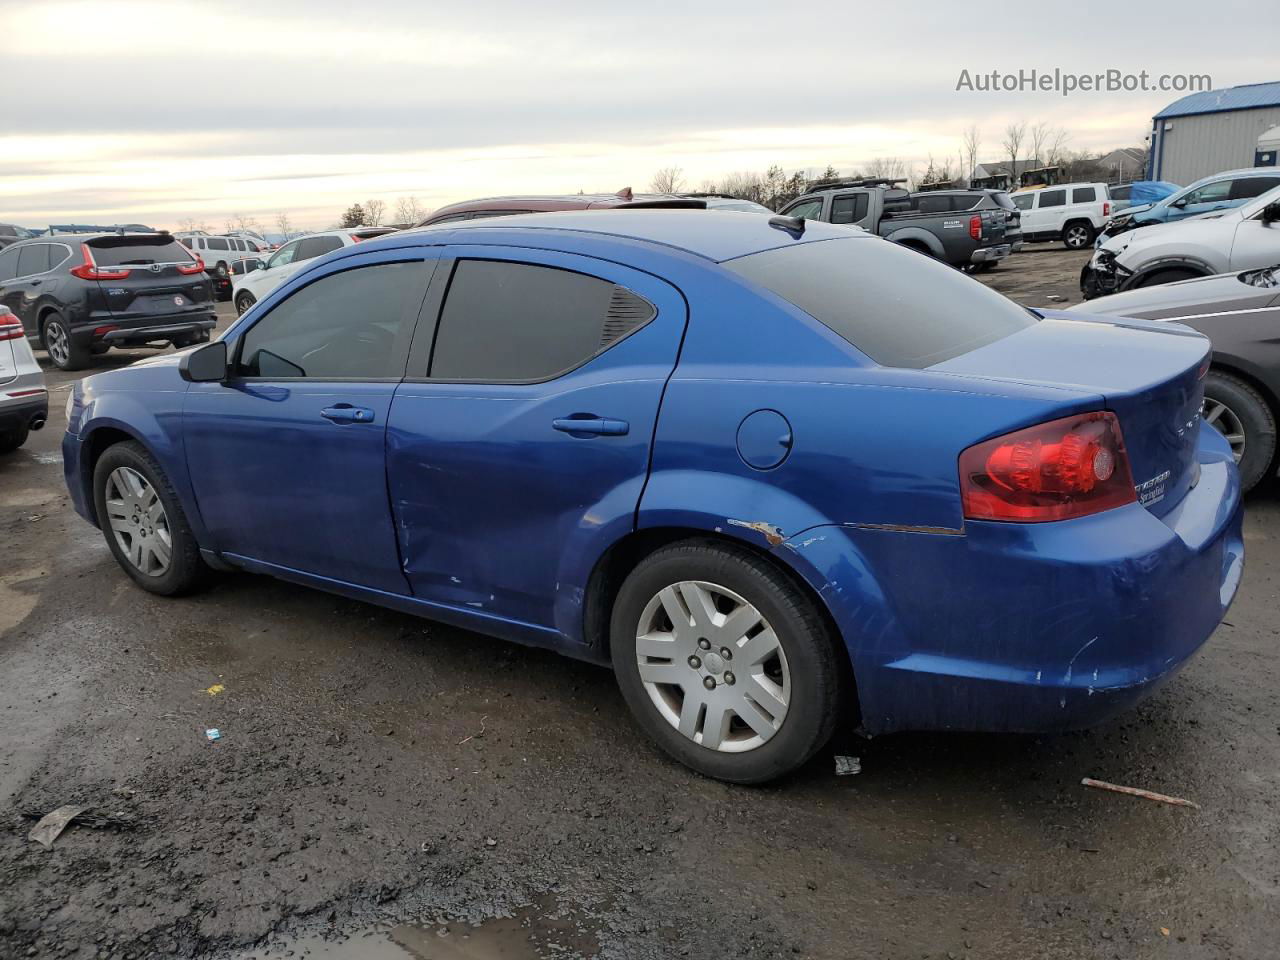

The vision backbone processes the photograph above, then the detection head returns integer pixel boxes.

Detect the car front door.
[243,238,304,297]
[1171,179,1233,220]
[1227,207,1280,271]
[183,251,435,592]
[385,248,687,636]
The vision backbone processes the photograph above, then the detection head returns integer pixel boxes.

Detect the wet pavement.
[2,270,1279,959]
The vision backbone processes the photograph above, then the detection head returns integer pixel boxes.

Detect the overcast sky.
[3,0,1276,231]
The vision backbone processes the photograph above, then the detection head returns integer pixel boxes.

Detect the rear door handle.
[321,404,375,424]
[552,416,629,436]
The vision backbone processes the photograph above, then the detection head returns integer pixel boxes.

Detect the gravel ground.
[2,255,1278,960]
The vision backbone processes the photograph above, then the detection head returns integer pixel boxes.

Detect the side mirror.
[180,340,228,382]
[1262,201,1280,224]
[251,258,266,272]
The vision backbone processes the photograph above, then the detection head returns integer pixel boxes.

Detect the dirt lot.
[2,250,1278,960]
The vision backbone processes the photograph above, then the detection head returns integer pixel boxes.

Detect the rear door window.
[831,194,869,224]
[16,244,51,277]
[1229,177,1280,200]
[722,238,1036,368]
[428,259,653,381]
[1036,190,1066,208]
[296,236,344,262]
[1071,187,1097,203]
[207,237,230,251]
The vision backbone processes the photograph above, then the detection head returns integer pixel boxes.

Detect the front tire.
[1203,371,1276,493]
[1138,268,1198,289]
[92,441,209,595]
[42,312,90,371]
[234,290,256,316]
[1062,221,1095,249]
[610,540,843,784]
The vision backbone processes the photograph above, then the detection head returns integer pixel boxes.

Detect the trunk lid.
[933,313,1211,517]
[0,338,16,386]
[86,235,212,321]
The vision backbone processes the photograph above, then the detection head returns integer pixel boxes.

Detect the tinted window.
[237,262,423,379]
[430,260,649,381]
[1181,181,1231,205]
[723,238,1036,368]
[17,244,51,276]
[48,244,71,271]
[1071,187,1097,203]
[1230,177,1280,200]
[1036,190,1066,208]
[1012,194,1034,211]
[89,237,194,266]
[0,247,20,282]
[784,198,824,220]
[232,239,245,251]
[296,236,344,261]
[1110,185,1132,200]
[831,194,869,223]
[207,237,230,251]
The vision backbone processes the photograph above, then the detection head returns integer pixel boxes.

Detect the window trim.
[226,257,435,384]
[406,255,658,385]
[8,242,73,282]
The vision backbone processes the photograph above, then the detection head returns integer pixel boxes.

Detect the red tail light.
[969,215,981,240]
[69,243,130,281]
[960,412,1136,522]
[1103,202,1111,217]
[178,257,206,275]
[0,307,23,342]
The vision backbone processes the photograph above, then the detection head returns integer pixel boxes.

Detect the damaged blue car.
[63,210,1243,783]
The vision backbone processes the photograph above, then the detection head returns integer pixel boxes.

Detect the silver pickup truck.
[778,179,1018,270]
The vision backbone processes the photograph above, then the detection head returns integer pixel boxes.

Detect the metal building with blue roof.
[1148,81,1280,184]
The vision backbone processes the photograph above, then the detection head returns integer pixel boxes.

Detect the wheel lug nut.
[698,638,710,650]
[724,672,736,686]
[688,655,701,669]
[703,677,716,690]
[720,647,732,660]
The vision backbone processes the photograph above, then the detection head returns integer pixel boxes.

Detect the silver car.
[0,305,48,452]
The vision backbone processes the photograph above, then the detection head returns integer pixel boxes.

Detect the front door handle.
[321,404,375,424]
[552,416,629,436]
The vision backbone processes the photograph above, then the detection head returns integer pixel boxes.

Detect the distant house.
[1094,147,1146,182]
[1149,80,1280,184]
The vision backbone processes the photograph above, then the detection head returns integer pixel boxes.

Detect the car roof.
[1183,167,1280,188]
[406,209,869,263]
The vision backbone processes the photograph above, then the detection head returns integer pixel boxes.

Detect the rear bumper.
[970,244,1012,264]
[785,427,1243,735]
[0,392,48,433]
[77,315,216,348]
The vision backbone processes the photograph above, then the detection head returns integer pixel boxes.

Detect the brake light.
[69,243,130,281]
[177,257,205,275]
[969,215,981,240]
[1103,202,1111,217]
[0,307,22,342]
[959,412,1136,522]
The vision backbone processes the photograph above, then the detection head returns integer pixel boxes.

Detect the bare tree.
[698,178,719,194]
[178,217,200,233]
[1028,121,1052,170]
[961,125,982,182]
[650,166,686,194]
[393,196,425,225]
[866,157,907,180]
[1001,122,1026,186]
[275,212,294,240]
[1045,128,1071,167]
[363,199,386,227]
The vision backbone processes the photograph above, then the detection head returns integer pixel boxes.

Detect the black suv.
[0,233,216,370]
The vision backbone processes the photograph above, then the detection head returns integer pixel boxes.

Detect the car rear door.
[1031,188,1067,237]
[183,249,436,592]
[385,247,687,636]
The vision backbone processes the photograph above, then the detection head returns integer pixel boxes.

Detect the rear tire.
[0,424,29,454]
[1062,221,1095,249]
[610,540,843,784]
[42,312,91,371]
[92,441,209,596]
[1203,371,1276,493]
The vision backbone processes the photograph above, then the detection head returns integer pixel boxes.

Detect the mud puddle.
[243,904,598,960]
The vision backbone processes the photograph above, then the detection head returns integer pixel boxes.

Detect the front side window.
[1181,181,1231,205]
[723,237,1036,369]
[429,259,653,381]
[236,262,423,379]
[783,198,824,220]
[267,239,301,270]
[831,194,869,223]
[1036,190,1065,208]
[1071,187,1097,203]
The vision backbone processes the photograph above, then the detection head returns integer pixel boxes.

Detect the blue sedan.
[63,211,1243,783]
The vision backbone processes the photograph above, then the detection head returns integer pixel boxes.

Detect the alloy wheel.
[1065,226,1090,248]
[103,466,172,576]
[635,580,790,753]
[1203,398,1246,463]
[45,321,70,367]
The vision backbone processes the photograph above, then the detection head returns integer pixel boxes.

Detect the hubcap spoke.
[104,466,171,577]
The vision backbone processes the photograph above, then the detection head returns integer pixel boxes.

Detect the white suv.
[231,227,396,315]
[1010,183,1113,249]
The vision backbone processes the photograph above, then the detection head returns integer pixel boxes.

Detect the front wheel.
[1062,222,1095,249]
[234,290,256,316]
[92,441,209,595]
[1203,371,1276,493]
[610,540,843,783]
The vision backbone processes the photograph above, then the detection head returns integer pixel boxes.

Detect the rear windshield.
[88,236,195,266]
[991,192,1017,211]
[722,237,1037,368]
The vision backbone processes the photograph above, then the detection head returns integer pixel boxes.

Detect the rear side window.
[48,244,71,271]
[831,194,868,224]
[1071,187,1097,203]
[17,244,51,276]
[296,236,344,261]
[89,238,194,266]
[207,237,230,251]
[1231,177,1280,200]
[429,260,654,381]
[1037,190,1065,208]
[237,262,424,379]
[722,238,1036,368]
[1011,194,1034,211]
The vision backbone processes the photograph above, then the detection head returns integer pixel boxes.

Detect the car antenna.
[768,214,806,237]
